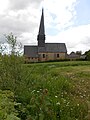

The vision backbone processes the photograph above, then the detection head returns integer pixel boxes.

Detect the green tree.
[76,51,82,55]
[84,50,90,60]
[5,33,22,55]
[0,33,27,120]
[0,43,6,55]
[0,33,24,94]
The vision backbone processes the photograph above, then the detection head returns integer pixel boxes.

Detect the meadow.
[0,57,90,120]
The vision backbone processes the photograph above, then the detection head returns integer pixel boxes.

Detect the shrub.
[0,90,20,120]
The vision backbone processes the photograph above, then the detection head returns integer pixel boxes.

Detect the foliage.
[0,90,20,120]
[84,50,90,60]
[76,51,82,55]
[0,54,24,92]
[0,54,23,119]
[0,43,6,55]
[5,33,22,55]
[14,61,90,120]
[0,51,90,119]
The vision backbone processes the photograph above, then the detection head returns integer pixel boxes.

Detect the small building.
[24,9,67,62]
[68,52,80,60]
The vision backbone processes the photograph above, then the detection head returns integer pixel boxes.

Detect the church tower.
[37,8,45,47]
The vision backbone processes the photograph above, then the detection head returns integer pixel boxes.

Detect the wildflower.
[31,90,35,93]
[82,80,84,82]
[80,95,83,98]
[84,90,86,93]
[71,108,73,111]
[66,102,70,106]
[77,104,79,106]
[56,102,60,105]
[37,91,39,93]
[60,110,62,112]
[79,92,82,95]
[61,92,63,97]
[63,99,66,103]
[83,94,86,97]
[55,96,58,98]
[64,92,67,95]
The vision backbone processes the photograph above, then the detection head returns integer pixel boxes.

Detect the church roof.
[24,46,38,57]
[46,43,67,53]
[38,43,67,53]
[24,43,67,57]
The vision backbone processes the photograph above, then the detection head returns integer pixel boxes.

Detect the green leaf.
[39,113,44,120]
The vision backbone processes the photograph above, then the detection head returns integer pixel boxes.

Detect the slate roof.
[24,46,38,57]
[38,43,67,53]
[46,43,67,53]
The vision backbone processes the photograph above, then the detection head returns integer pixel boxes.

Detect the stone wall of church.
[25,57,38,63]
[38,52,66,62]
[25,53,66,63]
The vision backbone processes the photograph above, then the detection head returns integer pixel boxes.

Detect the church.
[24,9,67,62]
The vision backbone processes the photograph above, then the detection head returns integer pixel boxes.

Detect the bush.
[0,90,20,120]
[0,55,24,92]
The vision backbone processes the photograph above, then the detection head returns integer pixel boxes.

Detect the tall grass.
[0,57,90,120]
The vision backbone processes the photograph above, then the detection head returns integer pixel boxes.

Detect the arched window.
[57,54,59,58]
[43,54,45,58]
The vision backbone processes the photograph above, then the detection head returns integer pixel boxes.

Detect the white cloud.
[46,24,90,53]
[0,0,42,44]
[44,0,78,29]
[0,0,9,14]
[9,0,41,10]
[0,0,90,54]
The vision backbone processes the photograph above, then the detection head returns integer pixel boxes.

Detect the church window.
[43,54,45,58]
[57,54,59,58]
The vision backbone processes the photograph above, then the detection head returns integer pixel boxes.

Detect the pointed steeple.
[39,8,45,35]
[37,8,45,47]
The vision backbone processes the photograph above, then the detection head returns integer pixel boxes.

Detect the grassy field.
[20,61,90,120]
[0,59,90,120]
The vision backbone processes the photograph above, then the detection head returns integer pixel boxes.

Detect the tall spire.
[39,8,45,35]
[37,8,45,47]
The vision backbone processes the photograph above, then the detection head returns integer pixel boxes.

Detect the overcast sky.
[0,0,90,53]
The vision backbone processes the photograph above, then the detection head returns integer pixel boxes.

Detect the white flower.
[77,104,79,106]
[31,90,35,93]
[37,91,39,93]
[55,96,58,98]
[56,102,60,105]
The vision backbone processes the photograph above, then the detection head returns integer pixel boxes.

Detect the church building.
[24,9,67,62]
